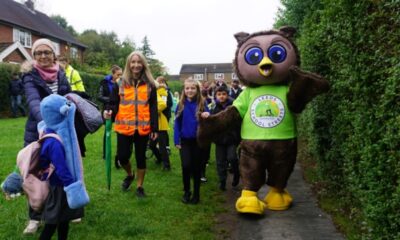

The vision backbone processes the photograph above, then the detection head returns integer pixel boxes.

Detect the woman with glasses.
[20,38,72,235]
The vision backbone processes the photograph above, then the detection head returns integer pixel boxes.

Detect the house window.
[193,74,204,81]
[214,73,224,80]
[70,47,78,59]
[232,73,238,80]
[13,28,32,48]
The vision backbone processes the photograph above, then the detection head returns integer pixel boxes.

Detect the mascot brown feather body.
[198,26,329,215]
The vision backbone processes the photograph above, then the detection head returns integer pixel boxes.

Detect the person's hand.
[175,144,181,149]
[200,112,210,118]
[150,132,158,141]
[103,110,112,119]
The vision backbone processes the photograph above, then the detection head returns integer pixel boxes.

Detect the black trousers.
[117,132,149,169]
[39,222,69,240]
[215,144,239,183]
[200,143,211,178]
[179,139,202,198]
[149,131,170,168]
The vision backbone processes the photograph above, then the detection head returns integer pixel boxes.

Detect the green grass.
[0,117,225,240]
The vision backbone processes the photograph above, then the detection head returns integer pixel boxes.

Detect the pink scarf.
[34,62,60,83]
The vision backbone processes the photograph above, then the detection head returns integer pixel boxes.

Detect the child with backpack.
[37,94,89,240]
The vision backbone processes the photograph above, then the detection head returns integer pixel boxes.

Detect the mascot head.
[234,26,300,87]
[40,94,83,182]
[40,94,76,130]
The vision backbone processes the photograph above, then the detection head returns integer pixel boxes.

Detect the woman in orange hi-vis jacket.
[104,51,158,197]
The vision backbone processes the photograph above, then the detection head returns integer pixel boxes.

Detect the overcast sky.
[33,0,282,74]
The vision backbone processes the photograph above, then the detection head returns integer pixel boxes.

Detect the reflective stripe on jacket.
[65,65,85,92]
[114,82,151,136]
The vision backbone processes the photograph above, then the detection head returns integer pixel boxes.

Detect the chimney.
[25,0,34,11]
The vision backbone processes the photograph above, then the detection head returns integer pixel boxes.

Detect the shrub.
[277,1,400,238]
[0,63,20,116]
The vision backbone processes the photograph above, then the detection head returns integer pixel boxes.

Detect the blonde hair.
[121,51,155,87]
[176,78,205,119]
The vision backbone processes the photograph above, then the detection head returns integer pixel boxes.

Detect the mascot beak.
[258,57,273,77]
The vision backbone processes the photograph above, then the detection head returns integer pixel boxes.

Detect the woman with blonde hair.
[104,51,158,197]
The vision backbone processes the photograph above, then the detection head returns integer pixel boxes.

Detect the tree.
[137,36,166,76]
[118,37,136,67]
[78,30,121,70]
[138,36,155,60]
[51,14,77,36]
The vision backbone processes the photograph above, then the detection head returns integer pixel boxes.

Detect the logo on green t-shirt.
[250,95,285,128]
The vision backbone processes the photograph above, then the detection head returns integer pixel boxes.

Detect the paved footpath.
[224,164,345,240]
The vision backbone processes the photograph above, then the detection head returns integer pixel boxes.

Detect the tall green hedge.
[277,0,400,238]
[0,63,20,116]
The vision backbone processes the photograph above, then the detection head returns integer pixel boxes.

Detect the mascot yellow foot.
[263,187,293,211]
[235,190,266,215]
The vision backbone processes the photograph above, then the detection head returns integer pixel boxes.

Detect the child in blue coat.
[174,78,209,204]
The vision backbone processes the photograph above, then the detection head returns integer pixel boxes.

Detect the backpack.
[17,133,62,212]
[65,92,103,133]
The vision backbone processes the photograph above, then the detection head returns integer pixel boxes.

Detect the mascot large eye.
[245,47,263,65]
[268,45,287,63]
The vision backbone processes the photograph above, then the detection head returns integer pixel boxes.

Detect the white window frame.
[70,47,78,59]
[13,28,32,48]
[193,74,204,81]
[214,73,224,80]
[232,72,238,80]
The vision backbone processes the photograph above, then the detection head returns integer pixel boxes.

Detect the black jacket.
[211,98,241,145]
[98,75,113,109]
[9,78,24,96]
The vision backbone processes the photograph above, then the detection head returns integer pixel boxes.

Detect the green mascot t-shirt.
[233,85,296,140]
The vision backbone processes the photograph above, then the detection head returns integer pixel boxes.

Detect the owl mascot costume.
[198,26,329,215]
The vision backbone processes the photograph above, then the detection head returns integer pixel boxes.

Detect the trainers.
[136,187,146,198]
[71,218,82,223]
[121,175,134,191]
[182,191,191,204]
[200,177,207,183]
[190,196,199,204]
[163,166,171,171]
[23,220,40,235]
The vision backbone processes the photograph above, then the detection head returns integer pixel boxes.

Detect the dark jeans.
[117,132,149,169]
[179,138,202,198]
[215,144,239,183]
[201,143,211,178]
[39,222,69,240]
[149,131,170,168]
[10,95,25,117]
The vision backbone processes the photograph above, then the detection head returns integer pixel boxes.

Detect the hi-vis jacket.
[107,79,158,136]
[65,65,85,92]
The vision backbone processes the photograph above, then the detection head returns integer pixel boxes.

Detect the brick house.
[179,63,238,84]
[0,0,86,64]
